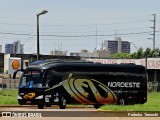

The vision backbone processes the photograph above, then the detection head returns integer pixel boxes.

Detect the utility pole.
[95,24,98,49]
[150,14,157,91]
[150,14,156,50]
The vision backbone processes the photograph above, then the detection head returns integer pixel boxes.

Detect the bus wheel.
[118,97,126,105]
[93,104,101,109]
[38,104,44,109]
[46,105,51,107]
[59,97,66,109]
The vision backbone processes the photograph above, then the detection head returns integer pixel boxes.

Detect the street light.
[36,9,48,60]
[129,41,138,51]
[130,41,148,71]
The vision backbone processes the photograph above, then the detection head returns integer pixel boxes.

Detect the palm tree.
[130,52,137,59]
[144,48,151,57]
[137,47,144,58]
[150,48,159,57]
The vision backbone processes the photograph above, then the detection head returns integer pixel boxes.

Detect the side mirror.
[13,69,24,79]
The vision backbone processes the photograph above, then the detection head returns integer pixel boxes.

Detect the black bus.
[13,59,147,109]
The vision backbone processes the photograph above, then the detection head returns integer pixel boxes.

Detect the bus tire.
[46,105,51,107]
[93,104,102,109]
[59,97,66,109]
[117,97,126,105]
[93,104,99,109]
[38,104,44,109]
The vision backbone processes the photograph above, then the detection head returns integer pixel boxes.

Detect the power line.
[47,15,151,21]
[0,20,150,27]
[38,31,153,37]
[0,14,151,21]
[0,26,150,34]
[0,32,32,36]
[0,23,35,27]
[0,31,152,37]
[92,27,150,33]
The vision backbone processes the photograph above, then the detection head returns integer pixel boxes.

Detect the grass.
[0,89,18,105]
[100,92,160,111]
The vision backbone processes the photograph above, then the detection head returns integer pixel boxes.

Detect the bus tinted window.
[19,70,42,88]
[45,69,64,88]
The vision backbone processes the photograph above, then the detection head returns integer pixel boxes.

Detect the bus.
[13,59,147,109]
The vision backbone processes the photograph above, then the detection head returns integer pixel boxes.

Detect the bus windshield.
[19,70,42,88]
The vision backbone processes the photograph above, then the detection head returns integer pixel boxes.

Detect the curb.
[97,109,111,112]
[0,105,94,108]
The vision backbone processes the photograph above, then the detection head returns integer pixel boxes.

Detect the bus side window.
[45,69,59,88]
[46,80,53,88]
[45,71,52,88]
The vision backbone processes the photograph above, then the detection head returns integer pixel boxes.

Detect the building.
[50,50,67,56]
[121,41,130,53]
[70,49,110,58]
[104,36,130,54]
[5,44,14,54]
[104,40,118,54]
[5,41,24,54]
[13,41,24,54]
[70,52,80,56]
[92,50,110,58]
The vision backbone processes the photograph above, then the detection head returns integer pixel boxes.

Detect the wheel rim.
[120,99,125,105]
[62,99,66,106]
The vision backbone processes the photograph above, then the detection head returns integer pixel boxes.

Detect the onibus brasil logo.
[63,73,117,104]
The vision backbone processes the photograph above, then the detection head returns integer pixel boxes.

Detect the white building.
[50,50,67,56]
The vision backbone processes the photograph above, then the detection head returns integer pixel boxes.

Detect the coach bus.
[13,59,147,109]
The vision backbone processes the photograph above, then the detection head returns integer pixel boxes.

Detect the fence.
[0,74,19,89]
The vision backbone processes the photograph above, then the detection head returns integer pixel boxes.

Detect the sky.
[0,0,160,55]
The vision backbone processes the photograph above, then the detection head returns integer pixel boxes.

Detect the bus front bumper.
[18,99,43,105]
[18,95,60,105]
[18,95,44,105]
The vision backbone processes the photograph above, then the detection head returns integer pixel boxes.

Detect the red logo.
[12,60,20,70]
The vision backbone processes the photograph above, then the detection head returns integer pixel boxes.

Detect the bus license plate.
[26,101,31,104]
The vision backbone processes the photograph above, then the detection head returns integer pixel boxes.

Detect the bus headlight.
[18,95,22,99]
[35,95,43,99]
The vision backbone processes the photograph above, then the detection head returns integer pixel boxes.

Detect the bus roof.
[26,59,146,73]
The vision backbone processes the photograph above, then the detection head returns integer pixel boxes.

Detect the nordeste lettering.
[108,82,140,88]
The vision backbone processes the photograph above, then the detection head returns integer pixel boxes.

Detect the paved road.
[0,106,159,120]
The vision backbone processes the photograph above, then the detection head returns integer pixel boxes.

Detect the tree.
[130,47,160,59]
[136,47,144,58]
[130,52,137,59]
[144,48,151,57]
[110,47,160,59]
[152,48,159,57]
[111,53,131,58]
